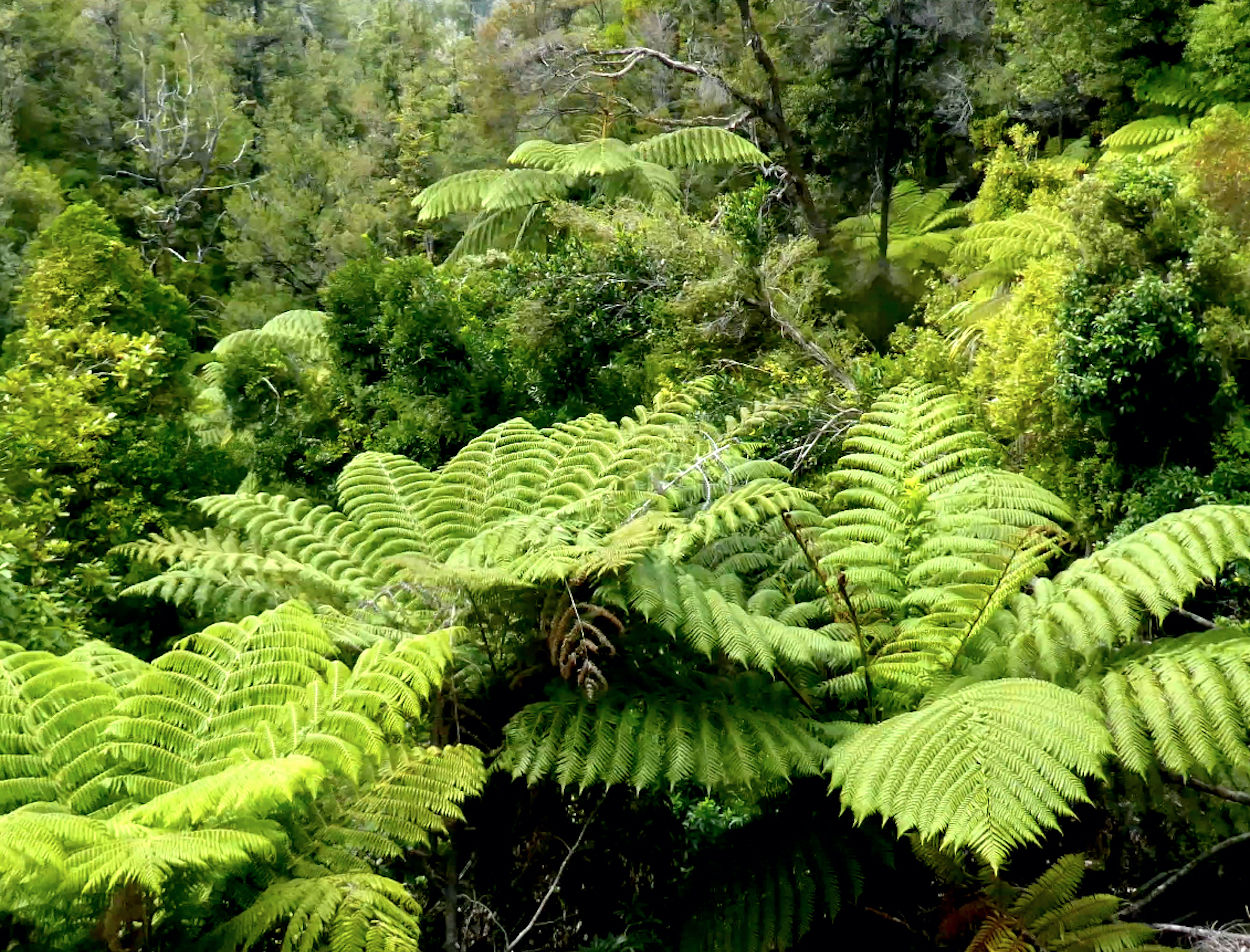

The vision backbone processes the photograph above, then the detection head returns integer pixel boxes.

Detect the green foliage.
[499,679,830,790]
[0,202,238,646]
[1083,629,1250,777]
[1103,116,1195,160]
[0,600,484,951]
[969,125,1088,224]
[322,254,492,469]
[1057,270,1216,446]
[980,506,1250,680]
[1188,105,1250,238]
[764,381,1070,713]
[196,309,337,480]
[123,389,825,667]
[0,154,62,336]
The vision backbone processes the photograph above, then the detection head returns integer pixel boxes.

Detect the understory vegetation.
[6,1,1250,950]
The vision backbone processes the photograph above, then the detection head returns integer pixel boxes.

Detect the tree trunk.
[732,0,829,245]
[877,0,905,262]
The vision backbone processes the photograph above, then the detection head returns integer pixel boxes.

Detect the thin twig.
[1122,832,1250,918]
[1175,607,1217,630]
[505,802,602,952]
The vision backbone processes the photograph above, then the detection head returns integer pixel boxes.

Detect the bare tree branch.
[563,31,829,243]
[1173,774,1250,805]
[1150,923,1250,949]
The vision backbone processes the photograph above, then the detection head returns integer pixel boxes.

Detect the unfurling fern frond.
[828,680,1112,869]
[679,814,874,952]
[499,680,828,791]
[948,854,1162,952]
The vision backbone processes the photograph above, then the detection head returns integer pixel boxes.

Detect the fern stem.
[774,663,819,716]
[947,527,1048,675]
[781,511,875,722]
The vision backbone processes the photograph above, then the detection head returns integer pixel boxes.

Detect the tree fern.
[1099,65,1250,162]
[836,180,969,269]
[0,601,484,951]
[758,381,1070,713]
[413,127,765,261]
[943,207,1078,357]
[124,391,834,677]
[950,207,1077,281]
[194,309,333,454]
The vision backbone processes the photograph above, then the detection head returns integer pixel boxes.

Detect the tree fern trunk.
[444,846,461,952]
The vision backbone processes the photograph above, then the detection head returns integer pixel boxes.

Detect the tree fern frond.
[952,854,1161,952]
[1136,66,1220,112]
[992,506,1250,680]
[214,872,423,952]
[630,127,767,168]
[499,682,827,790]
[447,206,535,261]
[828,680,1111,869]
[508,139,581,170]
[479,169,569,213]
[626,160,681,205]
[1102,116,1193,157]
[1082,629,1250,778]
[950,208,1077,277]
[413,169,506,220]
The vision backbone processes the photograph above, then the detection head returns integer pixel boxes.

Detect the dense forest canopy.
[6,1,1250,950]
